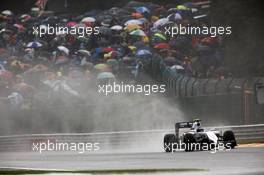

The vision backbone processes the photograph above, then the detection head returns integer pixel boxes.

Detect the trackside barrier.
[0,124,263,153]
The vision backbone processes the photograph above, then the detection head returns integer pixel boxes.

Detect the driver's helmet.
[193,118,201,127]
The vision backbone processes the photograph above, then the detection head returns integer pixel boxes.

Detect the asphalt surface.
[0,147,263,175]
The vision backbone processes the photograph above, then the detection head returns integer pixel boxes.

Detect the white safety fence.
[0,124,263,153]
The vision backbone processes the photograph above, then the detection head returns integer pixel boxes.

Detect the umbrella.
[106,59,119,70]
[106,59,119,66]
[77,36,89,43]
[124,19,143,26]
[122,56,135,63]
[164,57,178,66]
[154,33,167,41]
[81,17,96,23]
[124,24,142,31]
[94,64,111,72]
[13,24,25,31]
[110,25,123,31]
[67,21,77,27]
[173,65,185,70]
[97,72,115,79]
[134,7,150,14]
[129,29,146,36]
[77,50,91,57]
[167,13,182,21]
[74,23,86,29]
[99,26,112,36]
[109,7,123,15]
[154,43,170,49]
[101,19,112,27]
[176,5,189,10]
[170,65,185,73]
[136,49,152,56]
[20,14,31,22]
[27,42,42,48]
[57,46,69,55]
[131,12,143,18]
[103,47,114,53]
[153,18,169,28]
[1,10,12,16]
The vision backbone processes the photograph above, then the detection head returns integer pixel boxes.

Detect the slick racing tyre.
[163,134,177,152]
[223,130,237,149]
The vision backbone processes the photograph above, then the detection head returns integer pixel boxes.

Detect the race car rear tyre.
[183,133,196,152]
[163,134,177,152]
[223,130,237,149]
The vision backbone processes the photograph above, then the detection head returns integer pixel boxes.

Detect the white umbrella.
[97,72,115,79]
[167,13,182,21]
[26,42,42,48]
[124,19,143,26]
[2,10,12,16]
[136,49,152,56]
[129,29,146,36]
[20,14,30,18]
[153,18,169,28]
[81,17,96,23]
[110,25,123,31]
[57,46,69,55]
[77,50,91,56]
[31,7,40,12]
[174,65,184,70]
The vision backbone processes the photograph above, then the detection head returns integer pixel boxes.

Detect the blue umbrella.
[134,7,150,14]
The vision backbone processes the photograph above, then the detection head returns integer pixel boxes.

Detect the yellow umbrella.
[124,24,142,32]
[176,5,189,10]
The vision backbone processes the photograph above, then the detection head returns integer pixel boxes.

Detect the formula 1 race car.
[163,120,237,152]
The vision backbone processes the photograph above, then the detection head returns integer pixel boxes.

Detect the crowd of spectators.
[0,1,227,109]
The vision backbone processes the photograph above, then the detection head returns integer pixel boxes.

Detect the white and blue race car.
[163,120,237,152]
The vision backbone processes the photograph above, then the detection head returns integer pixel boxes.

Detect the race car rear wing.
[175,122,193,140]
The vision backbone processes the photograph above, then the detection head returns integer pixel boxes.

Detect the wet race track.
[0,147,263,175]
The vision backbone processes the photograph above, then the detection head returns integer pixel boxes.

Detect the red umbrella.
[154,43,170,49]
[13,24,25,32]
[67,22,77,27]
[103,47,114,53]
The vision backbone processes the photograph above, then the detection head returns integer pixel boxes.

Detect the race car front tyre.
[223,130,237,149]
[163,134,177,152]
